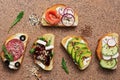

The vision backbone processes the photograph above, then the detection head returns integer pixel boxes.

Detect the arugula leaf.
[38,37,46,41]
[46,40,51,46]
[2,45,13,61]
[50,52,54,58]
[29,48,35,54]
[8,11,24,33]
[61,57,69,74]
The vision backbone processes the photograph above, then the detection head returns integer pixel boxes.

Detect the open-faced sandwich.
[0,33,28,70]
[61,36,92,70]
[96,33,119,70]
[29,33,55,71]
[41,4,78,27]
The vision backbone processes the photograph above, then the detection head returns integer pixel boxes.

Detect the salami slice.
[6,39,24,61]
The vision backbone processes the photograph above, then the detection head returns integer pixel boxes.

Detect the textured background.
[0,0,120,80]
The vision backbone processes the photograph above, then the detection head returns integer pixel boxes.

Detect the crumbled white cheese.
[45,45,54,50]
[36,61,45,69]
[36,40,46,45]
[9,61,18,69]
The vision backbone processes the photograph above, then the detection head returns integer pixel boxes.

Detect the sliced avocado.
[71,48,76,61]
[67,38,81,55]
[100,59,117,69]
[78,52,92,70]
[74,43,88,63]
[102,44,118,56]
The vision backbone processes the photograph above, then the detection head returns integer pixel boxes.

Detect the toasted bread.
[1,33,28,70]
[61,36,92,70]
[96,33,119,69]
[41,4,78,27]
[30,33,55,71]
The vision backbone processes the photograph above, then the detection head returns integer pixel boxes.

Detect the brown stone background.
[0,0,120,80]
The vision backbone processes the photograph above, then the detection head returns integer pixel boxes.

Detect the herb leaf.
[8,11,24,33]
[2,45,13,61]
[29,48,35,54]
[38,37,46,41]
[46,40,51,46]
[61,57,69,74]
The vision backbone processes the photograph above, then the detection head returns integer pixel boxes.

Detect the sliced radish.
[56,7,65,15]
[107,38,116,46]
[112,53,119,58]
[61,14,75,26]
[102,55,111,60]
[63,7,74,15]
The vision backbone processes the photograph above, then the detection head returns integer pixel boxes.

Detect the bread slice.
[29,33,55,71]
[1,33,28,70]
[41,4,78,27]
[61,36,92,70]
[96,33,119,69]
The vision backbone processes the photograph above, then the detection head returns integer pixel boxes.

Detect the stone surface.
[0,0,120,80]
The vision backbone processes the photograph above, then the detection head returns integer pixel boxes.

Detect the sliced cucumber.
[100,59,117,69]
[102,44,118,56]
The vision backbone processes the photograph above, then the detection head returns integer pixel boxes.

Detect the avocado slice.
[102,44,118,56]
[78,52,92,70]
[74,43,88,63]
[100,59,117,69]
[67,38,81,55]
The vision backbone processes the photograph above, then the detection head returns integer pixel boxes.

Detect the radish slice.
[56,7,65,15]
[63,7,74,15]
[112,53,119,58]
[107,38,116,46]
[102,55,111,60]
[61,14,75,26]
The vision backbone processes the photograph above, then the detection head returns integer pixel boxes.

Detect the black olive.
[4,60,10,66]
[15,62,20,67]
[20,35,26,41]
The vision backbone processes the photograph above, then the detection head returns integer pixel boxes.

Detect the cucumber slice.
[102,44,118,56]
[78,52,92,70]
[100,59,117,69]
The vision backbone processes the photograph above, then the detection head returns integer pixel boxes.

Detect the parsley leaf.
[38,37,46,41]
[8,11,24,33]
[61,57,69,74]
[2,45,13,61]
[46,40,51,46]
[29,48,35,54]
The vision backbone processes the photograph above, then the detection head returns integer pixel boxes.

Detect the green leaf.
[61,57,69,74]
[46,40,51,46]
[2,45,13,61]
[38,37,46,41]
[50,52,54,58]
[29,48,35,54]
[8,11,24,33]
